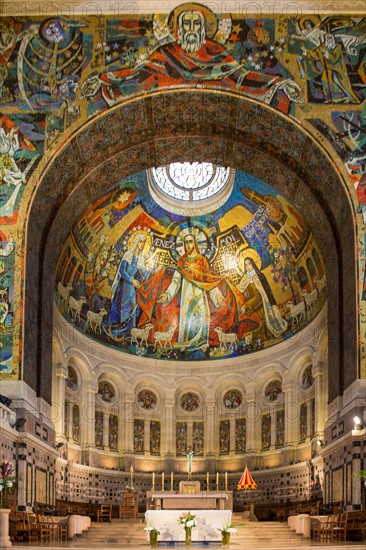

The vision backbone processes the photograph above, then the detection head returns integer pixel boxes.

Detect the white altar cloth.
[68,515,91,538]
[145,509,232,542]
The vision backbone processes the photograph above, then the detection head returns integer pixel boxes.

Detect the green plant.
[144,525,160,535]
[218,523,238,535]
[179,511,196,530]
[0,462,17,508]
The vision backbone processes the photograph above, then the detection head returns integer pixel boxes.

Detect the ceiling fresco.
[3,1,364,383]
[55,167,326,362]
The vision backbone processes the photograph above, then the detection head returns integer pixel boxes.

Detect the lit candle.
[216,472,219,489]
[152,472,155,489]
[206,472,210,491]
[162,472,165,491]
[130,465,134,488]
[225,472,228,491]
[171,472,174,491]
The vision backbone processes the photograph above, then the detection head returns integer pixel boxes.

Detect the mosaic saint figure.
[296,19,358,103]
[157,233,225,351]
[237,256,287,339]
[80,8,303,114]
[0,122,25,187]
[107,233,150,338]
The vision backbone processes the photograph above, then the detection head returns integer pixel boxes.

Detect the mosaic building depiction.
[0,0,365,518]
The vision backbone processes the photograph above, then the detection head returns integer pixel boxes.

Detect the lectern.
[120,489,138,519]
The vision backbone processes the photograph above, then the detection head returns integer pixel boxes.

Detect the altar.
[145,510,232,542]
[146,491,231,510]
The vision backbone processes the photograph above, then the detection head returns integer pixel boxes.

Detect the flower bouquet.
[144,524,160,548]
[218,524,238,547]
[179,511,196,547]
[0,462,17,509]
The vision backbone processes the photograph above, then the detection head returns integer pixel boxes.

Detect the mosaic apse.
[55,168,326,362]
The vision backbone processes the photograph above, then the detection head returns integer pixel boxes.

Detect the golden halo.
[298,15,321,32]
[237,246,262,271]
[168,2,218,40]
[127,230,152,254]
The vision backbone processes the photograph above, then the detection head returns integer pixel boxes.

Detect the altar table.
[67,515,91,538]
[147,491,231,510]
[145,509,232,542]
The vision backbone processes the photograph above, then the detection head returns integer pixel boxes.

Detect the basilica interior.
[0,0,366,545]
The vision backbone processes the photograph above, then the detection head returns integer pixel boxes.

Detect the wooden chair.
[58,518,69,540]
[313,514,338,542]
[12,512,31,542]
[27,513,40,542]
[38,514,58,541]
[97,504,112,522]
[331,513,347,542]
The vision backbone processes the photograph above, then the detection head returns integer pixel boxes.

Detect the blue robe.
[107,256,147,337]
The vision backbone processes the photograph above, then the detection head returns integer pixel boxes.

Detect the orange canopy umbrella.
[237,465,258,521]
[237,465,257,491]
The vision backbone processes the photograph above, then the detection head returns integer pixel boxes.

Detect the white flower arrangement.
[179,511,196,530]
[218,524,238,535]
[144,524,160,535]
[0,462,17,508]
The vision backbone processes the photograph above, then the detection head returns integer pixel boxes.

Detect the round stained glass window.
[98,381,115,402]
[152,162,230,202]
[137,389,157,410]
[264,380,282,402]
[180,392,200,412]
[223,389,243,409]
[148,162,234,215]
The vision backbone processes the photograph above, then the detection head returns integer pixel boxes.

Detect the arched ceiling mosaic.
[55,166,326,362]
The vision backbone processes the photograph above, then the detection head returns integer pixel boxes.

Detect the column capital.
[84,381,98,394]
[282,381,296,393]
[56,364,68,378]
[312,364,324,377]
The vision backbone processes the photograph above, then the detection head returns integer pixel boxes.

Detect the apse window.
[148,162,234,214]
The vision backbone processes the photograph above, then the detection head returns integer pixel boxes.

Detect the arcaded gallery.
[0,0,365,548]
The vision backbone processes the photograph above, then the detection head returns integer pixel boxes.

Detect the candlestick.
[206,472,210,491]
[162,472,165,491]
[130,465,134,490]
[152,472,155,491]
[216,472,219,490]
[170,472,174,491]
[225,472,228,491]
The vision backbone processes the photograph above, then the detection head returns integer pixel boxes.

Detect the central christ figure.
[79,6,303,113]
[156,233,225,351]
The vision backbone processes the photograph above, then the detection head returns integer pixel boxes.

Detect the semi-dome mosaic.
[55,167,326,362]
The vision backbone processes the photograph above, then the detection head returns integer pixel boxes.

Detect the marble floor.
[10,517,366,550]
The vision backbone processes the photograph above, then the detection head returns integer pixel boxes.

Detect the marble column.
[103,411,110,449]
[230,417,236,454]
[55,364,68,439]
[270,407,276,449]
[83,382,98,447]
[187,422,193,449]
[145,419,151,456]
[162,399,175,457]
[67,401,73,441]
[283,381,297,446]
[313,361,327,437]
[124,395,135,453]
[246,394,259,453]
[205,401,216,457]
